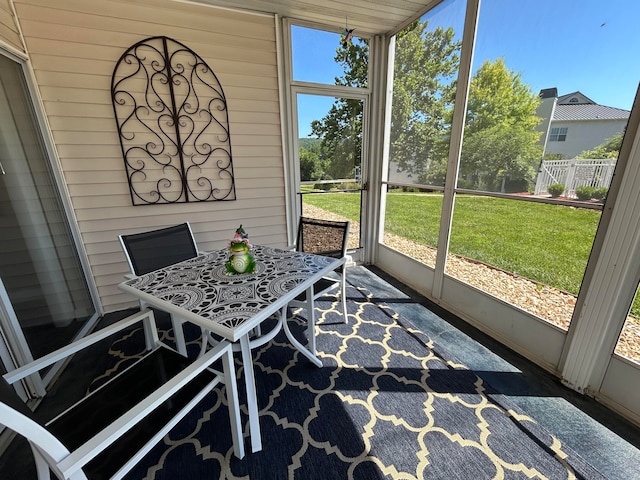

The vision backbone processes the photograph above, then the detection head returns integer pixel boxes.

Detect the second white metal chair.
[119,223,202,356]
[288,216,351,324]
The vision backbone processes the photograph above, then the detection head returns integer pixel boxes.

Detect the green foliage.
[423,159,448,187]
[548,183,565,197]
[459,59,542,191]
[389,21,461,185]
[306,21,543,194]
[299,137,322,150]
[456,177,474,189]
[299,137,323,181]
[578,132,624,159]
[593,187,608,201]
[337,182,361,190]
[388,25,542,191]
[575,185,595,201]
[300,147,321,181]
[465,59,541,134]
[543,152,568,160]
[460,123,541,192]
[308,37,368,180]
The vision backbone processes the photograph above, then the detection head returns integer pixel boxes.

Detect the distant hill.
[299,137,321,150]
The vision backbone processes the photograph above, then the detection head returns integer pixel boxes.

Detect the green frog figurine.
[225,225,256,274]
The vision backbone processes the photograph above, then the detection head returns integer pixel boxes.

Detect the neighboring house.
[536,88,630,158]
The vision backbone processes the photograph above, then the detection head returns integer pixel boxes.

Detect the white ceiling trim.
[185,0,439,36]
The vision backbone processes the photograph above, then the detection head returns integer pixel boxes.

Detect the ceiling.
[191,0,438,36]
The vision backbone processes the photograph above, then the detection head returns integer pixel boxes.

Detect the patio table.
[118,244,344,453]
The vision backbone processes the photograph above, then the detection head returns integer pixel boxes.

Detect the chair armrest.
[1,307,244,477]
[4,308,157,385]
[56,340,234,476]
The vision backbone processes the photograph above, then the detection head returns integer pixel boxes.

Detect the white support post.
[561,89,640,393]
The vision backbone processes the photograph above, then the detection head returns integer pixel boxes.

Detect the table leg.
[172,316,188,356]
[283,291,322,368]
[305,285,316,356]
[239,334,262,453]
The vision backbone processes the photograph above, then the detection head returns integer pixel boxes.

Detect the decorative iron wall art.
[111,36,236,205]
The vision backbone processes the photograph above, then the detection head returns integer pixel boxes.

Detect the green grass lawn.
[304,191,603,297]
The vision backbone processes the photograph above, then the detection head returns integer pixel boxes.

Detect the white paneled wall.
[12,0,286,311]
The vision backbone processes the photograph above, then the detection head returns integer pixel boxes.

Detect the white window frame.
[549,126,568,142]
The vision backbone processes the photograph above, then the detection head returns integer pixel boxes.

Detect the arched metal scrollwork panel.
[111,36,236,205]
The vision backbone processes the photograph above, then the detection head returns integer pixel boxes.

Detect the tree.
[310,99,362,180]
[577,131,624,159]
[308,37,368,181]
[308,24,542,192]
[459,58,542,191]
[461,124,541,192]
[389,21,461,184]
[299,138,323,181]
[309,21,461,184]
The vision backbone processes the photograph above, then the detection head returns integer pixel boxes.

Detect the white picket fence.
[534,159,616,197]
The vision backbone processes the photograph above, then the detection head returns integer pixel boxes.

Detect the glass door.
[296,93,364,253]
[0,53,97,397]
[288,23,371,260]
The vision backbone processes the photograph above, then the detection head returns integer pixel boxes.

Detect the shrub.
[504,177,531,193]
[547,183,565,197]
[593,187,608,201]
[338,182,361,190]
[456,178,474,189]
[575,185,596,201]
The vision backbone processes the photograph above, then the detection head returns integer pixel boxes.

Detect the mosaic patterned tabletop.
[120,245,338,339]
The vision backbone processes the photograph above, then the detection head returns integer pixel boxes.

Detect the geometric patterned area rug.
[97,283,605,480]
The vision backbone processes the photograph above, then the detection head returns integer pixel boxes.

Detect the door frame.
[0,43,102,393]
[289,87,370,261]
[279,18,374,262]
[0,278,45,399]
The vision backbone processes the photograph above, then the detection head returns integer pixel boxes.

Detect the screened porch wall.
[8,0,287,312]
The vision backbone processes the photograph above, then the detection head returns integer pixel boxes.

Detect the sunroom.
[1,0,639,478]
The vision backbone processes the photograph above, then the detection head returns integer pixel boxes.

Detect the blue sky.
[293,0,639,138]
[472,0,638,110]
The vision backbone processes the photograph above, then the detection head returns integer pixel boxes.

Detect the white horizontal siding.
[545,119,628,158]
[14,0,286,311]
[0,0,23,52]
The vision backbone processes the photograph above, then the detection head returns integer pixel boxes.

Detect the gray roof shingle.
[553,104,630,121]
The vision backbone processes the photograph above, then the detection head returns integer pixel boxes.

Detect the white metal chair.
[0,308,244,480]
[119,223,202,356]
[288,217,351,324]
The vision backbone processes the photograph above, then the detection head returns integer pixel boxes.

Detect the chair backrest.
[296,217,350,259]
[120,223,198,276]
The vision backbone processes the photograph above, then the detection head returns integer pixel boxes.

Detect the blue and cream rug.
[98,283,604,479]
